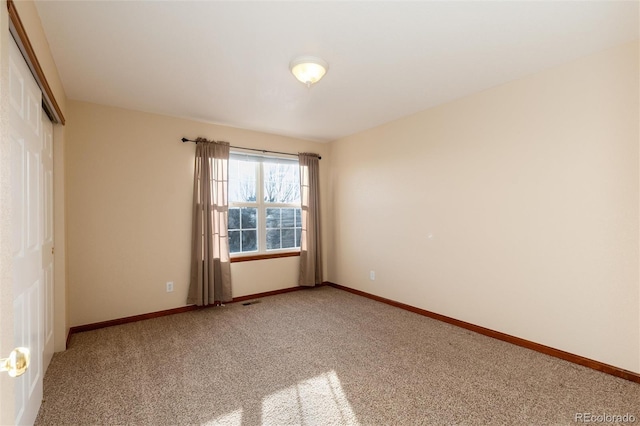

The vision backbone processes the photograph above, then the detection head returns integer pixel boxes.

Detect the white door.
[9,37,45,426]
[42,114,54,372]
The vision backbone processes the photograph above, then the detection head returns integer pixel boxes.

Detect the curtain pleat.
[187,140,232,306]
[298,153,322,287]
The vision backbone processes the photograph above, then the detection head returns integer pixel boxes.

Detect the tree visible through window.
[228,153,301,255]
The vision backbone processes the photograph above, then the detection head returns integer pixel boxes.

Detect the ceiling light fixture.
[289,56,328,87]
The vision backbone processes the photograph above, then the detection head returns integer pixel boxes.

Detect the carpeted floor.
[35,286,639,425]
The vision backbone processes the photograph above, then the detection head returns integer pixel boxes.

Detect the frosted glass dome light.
[289,56,328,87]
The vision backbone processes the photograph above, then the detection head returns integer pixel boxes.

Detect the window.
[228,153,301,256]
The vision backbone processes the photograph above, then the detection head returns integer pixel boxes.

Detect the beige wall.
[329,41,640,373]
[65,101,330,326]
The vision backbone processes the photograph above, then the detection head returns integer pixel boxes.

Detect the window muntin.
[228,153,301,256]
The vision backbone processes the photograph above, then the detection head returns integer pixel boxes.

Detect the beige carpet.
[36,286,639,425]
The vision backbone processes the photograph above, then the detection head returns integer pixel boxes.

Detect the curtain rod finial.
[181,137,189,143]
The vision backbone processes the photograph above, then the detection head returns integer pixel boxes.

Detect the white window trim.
[229,152,301,258]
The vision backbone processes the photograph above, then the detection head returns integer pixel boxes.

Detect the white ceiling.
[35,1,638,142]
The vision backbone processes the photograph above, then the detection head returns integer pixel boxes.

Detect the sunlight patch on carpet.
[261,370,359,425]
[201,408,243,426]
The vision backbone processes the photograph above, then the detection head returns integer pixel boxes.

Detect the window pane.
[281,208,295,227]
[229,158,257,202]
[264,207,301,251]
[242,230,257,252]
[282,229,296,249]
[266,229,281,250]
[241,208,257,229]
[229,230,240,253]
[266,208,280,228]
[295,208,301,227]
[228,208,240,230]
[263,161,300,204]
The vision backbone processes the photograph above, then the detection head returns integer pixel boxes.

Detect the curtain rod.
[181,138,321,160]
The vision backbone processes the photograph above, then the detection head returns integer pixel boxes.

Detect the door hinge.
[51,247,54,255]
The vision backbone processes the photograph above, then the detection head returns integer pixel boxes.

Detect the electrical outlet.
[369,270,375,281]
[166,281,174,292]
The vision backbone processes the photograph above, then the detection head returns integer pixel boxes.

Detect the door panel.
[42,115,55,370]
[26,149,40,251]
[9,38,44,426]
[10,134,25,258]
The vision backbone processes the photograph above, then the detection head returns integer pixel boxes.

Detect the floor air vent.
[242,300,262,306]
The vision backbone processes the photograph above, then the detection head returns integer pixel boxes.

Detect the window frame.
[228,152,302,260]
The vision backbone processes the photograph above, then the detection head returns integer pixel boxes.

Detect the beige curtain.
[298,153,322,286]
[187,138,232,306]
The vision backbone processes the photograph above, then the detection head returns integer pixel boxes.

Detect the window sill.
[231,251,300,263]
